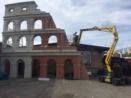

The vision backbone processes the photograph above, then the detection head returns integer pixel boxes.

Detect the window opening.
[7,37,12,47]
[33,36,42,46]
[22,8,27,11]
[19,36,26,47]
[48,35,57,46]
[20,21,27,30]
[34,20,42,29]
[9,8,14,12]
[8,22,13,31]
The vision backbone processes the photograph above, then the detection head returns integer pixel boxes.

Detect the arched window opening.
[20,21,27,30]
[8,22,13,31]
[19,36,26,47]
[6,37,13,47]
[33,36,42,46]
[48,35,57,46]
[47,59,56,78]
[32,59,40,78]
[34,20,42,29]
[17,59,25,78]
[4,59,10,76]
[64,59,73,79]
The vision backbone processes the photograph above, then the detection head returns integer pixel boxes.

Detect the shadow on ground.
[0,78,56,98]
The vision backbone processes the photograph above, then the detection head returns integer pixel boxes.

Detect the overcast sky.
[0,0,131,50]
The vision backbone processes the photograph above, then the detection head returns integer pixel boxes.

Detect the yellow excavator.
[73,26,131,86]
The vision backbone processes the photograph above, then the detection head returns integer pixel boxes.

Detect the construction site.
[0,1,131,98]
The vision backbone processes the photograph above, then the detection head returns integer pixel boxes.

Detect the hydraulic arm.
[73,26,119,73]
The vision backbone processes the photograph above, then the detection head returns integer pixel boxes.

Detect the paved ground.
[0,78,131,98]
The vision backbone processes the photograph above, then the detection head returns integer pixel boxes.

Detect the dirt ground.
[0,78,131,98]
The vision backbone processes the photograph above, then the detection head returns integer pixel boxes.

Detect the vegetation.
[115,52,131,57]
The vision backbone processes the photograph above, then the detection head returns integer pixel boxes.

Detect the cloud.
[0,0,130,50]
[41,0,131,49]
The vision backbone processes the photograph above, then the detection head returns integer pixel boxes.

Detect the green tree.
[128,52,131,57]
[122,51,131,57]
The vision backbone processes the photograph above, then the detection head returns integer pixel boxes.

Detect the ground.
[0,78,131,98]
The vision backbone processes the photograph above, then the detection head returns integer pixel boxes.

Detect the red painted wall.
[32,55,89,79]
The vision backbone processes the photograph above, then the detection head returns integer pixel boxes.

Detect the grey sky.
[0,0,131,50]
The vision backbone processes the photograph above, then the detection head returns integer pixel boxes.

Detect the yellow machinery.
[73,26,131,86]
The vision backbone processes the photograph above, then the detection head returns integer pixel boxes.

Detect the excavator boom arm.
[75,26,118,72]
